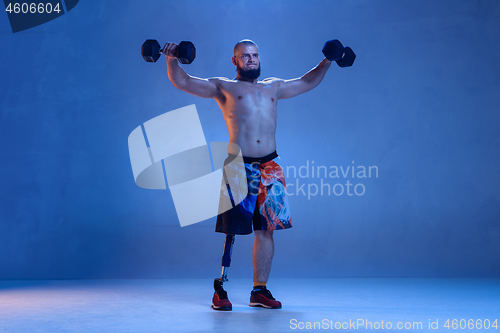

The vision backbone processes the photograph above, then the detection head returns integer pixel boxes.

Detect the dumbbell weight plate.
[177,41,196,64]
[142,39,162,63]
[336,47,356,68]
[322,39,344,62]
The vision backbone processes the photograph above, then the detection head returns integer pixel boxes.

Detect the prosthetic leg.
[214,234,235,291]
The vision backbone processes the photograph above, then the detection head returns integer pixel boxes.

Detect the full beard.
[237,64,261,80]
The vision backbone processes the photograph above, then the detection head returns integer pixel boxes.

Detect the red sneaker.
[212,287,232,311]
[249,287,282,309]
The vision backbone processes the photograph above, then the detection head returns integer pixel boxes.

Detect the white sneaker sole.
[249,301,281,309]
[211,303,232,311]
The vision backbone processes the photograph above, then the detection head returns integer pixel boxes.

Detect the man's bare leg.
[250,229,282,308]
[253,230,274,285]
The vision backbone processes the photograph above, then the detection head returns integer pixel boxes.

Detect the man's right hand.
[162,42,178,60]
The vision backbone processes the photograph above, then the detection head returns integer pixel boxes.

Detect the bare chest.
[220,81,278,106]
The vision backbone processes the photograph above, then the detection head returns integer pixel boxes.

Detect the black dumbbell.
[322,39,356,68]
[141,39,196,64]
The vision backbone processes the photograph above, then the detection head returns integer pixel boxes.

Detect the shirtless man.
[163,39,333,310]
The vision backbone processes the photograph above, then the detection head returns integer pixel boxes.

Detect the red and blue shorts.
[216,151,292,235]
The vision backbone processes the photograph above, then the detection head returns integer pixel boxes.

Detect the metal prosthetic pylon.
[214,234,235,291]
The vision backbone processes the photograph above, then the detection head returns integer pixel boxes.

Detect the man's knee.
[255,229,273,240]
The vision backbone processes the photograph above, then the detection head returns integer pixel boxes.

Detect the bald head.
[234,39,258,55]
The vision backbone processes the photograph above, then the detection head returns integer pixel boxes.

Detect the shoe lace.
[263,289,275,300]
[254,288,275,300]
[216,288,228,299]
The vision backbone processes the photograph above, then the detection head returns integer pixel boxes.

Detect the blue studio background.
[1,0,499,279]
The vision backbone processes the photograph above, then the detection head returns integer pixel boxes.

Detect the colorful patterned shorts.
[215,151,292,235]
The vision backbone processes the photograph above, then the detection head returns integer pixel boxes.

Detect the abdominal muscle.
[225,111,277,157]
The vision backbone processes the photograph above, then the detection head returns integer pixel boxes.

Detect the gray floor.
[0,278,498,332]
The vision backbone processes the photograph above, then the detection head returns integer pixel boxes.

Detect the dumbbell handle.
[158,47,187,60]
[157,46,174,55]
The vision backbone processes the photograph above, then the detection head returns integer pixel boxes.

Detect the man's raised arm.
[163,42,221,99]
[276,58,332,99]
